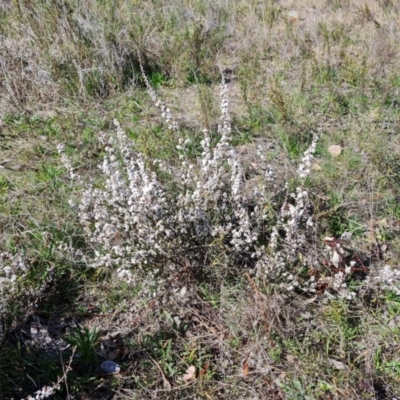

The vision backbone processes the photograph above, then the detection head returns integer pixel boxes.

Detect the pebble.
[100,360,121,374]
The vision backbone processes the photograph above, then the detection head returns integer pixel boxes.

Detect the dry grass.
[1,1,400,399]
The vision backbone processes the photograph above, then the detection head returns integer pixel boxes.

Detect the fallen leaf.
[286,354,296,363]
[183,365,196,381]
[331,250,340,268]
[242,360,249,376]
[304,296,317,305]
[250,162,259,169]
[288,10,300,22]
[328,145,342,156]
[329,358,348,370]
[311,162,322,170]
[358,381,374,392]
[199,362,210,377]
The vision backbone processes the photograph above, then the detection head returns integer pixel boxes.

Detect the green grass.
[1,0,400,399]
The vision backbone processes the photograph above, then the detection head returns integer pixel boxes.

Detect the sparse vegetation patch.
[1,1,400,399]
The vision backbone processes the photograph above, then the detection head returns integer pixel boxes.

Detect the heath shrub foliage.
[58,67,400,300]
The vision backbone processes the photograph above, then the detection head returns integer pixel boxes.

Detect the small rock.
[328,145,342,156]
[100,360,121,374]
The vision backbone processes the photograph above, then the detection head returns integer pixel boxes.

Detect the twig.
[142,349,172,389]
[24,347,76,400]
[244,272,269,331]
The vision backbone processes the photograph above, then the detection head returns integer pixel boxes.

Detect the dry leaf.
[329,358,348,370]
[242,360,249,376]
[200,362,210,377]
[358,381,374,393]
[331,250,340,268]
[183,365,196,381]
[286,354,296,363]
[288,10,300,22]
[304,296,317,305]
[328,145,342,156]
[311,162,322,170]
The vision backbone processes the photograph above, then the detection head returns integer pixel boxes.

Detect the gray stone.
[100,360,121,374]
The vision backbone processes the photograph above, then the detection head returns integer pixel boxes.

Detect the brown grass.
[1,1,400,399]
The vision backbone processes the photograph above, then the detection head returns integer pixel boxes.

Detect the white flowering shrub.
[0,250,56,339]
[59,67,400,300]
[371,265,400,295]
[26,384,60,400]
[58,70,321,298]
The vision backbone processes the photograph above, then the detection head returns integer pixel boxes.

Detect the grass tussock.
[1,1,400,399]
